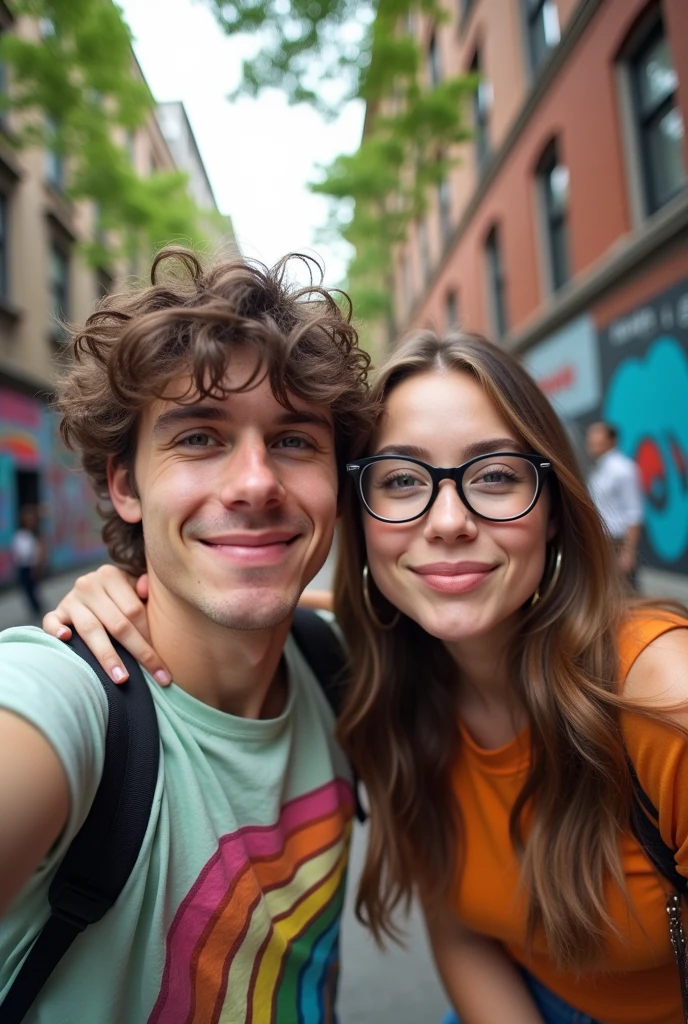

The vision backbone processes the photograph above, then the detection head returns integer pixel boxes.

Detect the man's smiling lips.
[410,560,497,594]
[196,531,300,566]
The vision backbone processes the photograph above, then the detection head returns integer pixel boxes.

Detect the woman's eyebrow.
[374,438,524,461]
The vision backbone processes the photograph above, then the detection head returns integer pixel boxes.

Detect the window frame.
[522,0,561,78]
[470,50,491,172]
[628,17,686,215]
[536,139,570,294]
[49,240,70,339]
[485,225,507,339]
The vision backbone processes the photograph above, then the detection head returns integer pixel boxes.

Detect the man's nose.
[218,440,286,509]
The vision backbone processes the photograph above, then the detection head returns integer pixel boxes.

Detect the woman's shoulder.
[620,606,688,722]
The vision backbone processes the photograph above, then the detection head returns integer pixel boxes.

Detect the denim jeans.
[439,967,605,1024]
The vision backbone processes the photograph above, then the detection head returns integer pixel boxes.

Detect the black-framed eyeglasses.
[346,452,553,524]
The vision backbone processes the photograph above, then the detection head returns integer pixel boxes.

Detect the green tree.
[0,0,208,266]
[207,0,475,339]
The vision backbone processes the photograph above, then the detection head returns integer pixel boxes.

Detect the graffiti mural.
[599,278,688,575]
[0,388,104,584]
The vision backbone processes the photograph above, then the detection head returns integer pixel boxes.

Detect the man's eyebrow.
[275,409,333,432]
[374,438,524,461]
[152,405,230,435]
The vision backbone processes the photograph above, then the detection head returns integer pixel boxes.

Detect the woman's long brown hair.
[335,330,683,967]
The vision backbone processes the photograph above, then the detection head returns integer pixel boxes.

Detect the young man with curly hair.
[0,248,372,1023]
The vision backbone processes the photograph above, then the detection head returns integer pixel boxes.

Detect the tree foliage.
[0,0,207,266]
[207,0,475,336]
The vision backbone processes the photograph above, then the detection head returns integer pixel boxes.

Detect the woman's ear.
[107,456,142,524]
[546,518,559,543]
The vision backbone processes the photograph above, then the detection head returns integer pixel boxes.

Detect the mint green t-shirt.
[0,627,353,1024]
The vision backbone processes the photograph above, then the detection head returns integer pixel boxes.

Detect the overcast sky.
[118,0,364,286]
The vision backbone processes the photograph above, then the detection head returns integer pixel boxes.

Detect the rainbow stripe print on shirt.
[148,777,353,1024]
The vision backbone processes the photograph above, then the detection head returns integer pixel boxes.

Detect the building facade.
[391,0,688,586]
[0,6,232,585]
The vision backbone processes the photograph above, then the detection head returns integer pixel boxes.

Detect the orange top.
[449,612,688,1024]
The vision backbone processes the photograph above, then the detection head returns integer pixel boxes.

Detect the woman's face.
[362,369,554,649]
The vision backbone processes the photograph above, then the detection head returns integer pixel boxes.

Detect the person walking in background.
[586,421,644,589]
[11,505,44,618]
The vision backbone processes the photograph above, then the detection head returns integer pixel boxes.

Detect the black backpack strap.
[628,757,685,894]
[290,607,366,823]
[1,633,160,1024]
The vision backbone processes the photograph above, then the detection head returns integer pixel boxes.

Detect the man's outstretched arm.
[0,710,69,916]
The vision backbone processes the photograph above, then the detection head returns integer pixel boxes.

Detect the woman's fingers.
[41,566,171,686]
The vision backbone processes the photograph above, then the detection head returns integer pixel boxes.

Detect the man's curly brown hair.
[57,247,374,574]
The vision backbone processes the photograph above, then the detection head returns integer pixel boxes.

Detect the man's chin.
[200,593,298,632]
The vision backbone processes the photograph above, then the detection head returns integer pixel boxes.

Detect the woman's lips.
[411,562,495,594]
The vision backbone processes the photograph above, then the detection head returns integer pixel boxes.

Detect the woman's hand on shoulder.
[624,626,688,727]
[42,565,171,687]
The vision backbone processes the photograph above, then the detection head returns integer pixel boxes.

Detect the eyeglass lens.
[359,455,539,522]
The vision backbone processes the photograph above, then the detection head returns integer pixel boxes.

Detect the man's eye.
[275,436,313,451]
[180,432,216,448]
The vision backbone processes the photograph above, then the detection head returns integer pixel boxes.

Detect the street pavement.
[0,563,451,1024]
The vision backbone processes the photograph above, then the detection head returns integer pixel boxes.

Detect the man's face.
[586,422,613,460]
[109,349,338,631]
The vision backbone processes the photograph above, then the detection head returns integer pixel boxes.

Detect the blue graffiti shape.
[604,336,688,565]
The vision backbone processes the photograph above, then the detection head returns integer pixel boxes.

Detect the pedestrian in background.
[11,504,44,618]
[586,421,644,589]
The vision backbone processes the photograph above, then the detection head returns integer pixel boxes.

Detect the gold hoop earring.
[530,545,563,606]
[362,564,400,631]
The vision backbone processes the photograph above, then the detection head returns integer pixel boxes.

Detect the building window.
[418,218,431,284]
[630,18,686,214]
[523,0,561,77]
[460,0,476,23]
[0,192,8,301]
[428,31,441,87]
[49,243,69,333]
[471,51,491,171]
[438,174,452,247]
[402,250,414,312]
[96,267,113,300]
[536,140,570,292]
[446,289,459,330]
[45,117,65,191]
[485,226,507,338]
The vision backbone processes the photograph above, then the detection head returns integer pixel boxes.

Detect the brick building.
[0,4,233,584]
[389,0,688,587]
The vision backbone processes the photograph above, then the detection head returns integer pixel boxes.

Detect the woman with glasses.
[44,332,688,1024]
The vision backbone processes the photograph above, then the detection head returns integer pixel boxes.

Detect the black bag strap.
[1,633,160,1024]
[290,607,366,823]
[628,757,685,893]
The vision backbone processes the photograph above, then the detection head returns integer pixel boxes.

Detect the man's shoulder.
[0,626,109,718]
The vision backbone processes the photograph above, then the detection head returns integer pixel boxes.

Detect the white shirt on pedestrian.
[11,529,41,568]
[588,448,644,540]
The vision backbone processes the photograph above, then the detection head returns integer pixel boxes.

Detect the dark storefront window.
[630,19,686,214]
[471,50,491,172]
[485,225,507,339]
[537,139,570,292]
[523,0,560,77]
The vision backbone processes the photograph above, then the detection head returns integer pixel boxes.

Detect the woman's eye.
[382,473,424,489]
